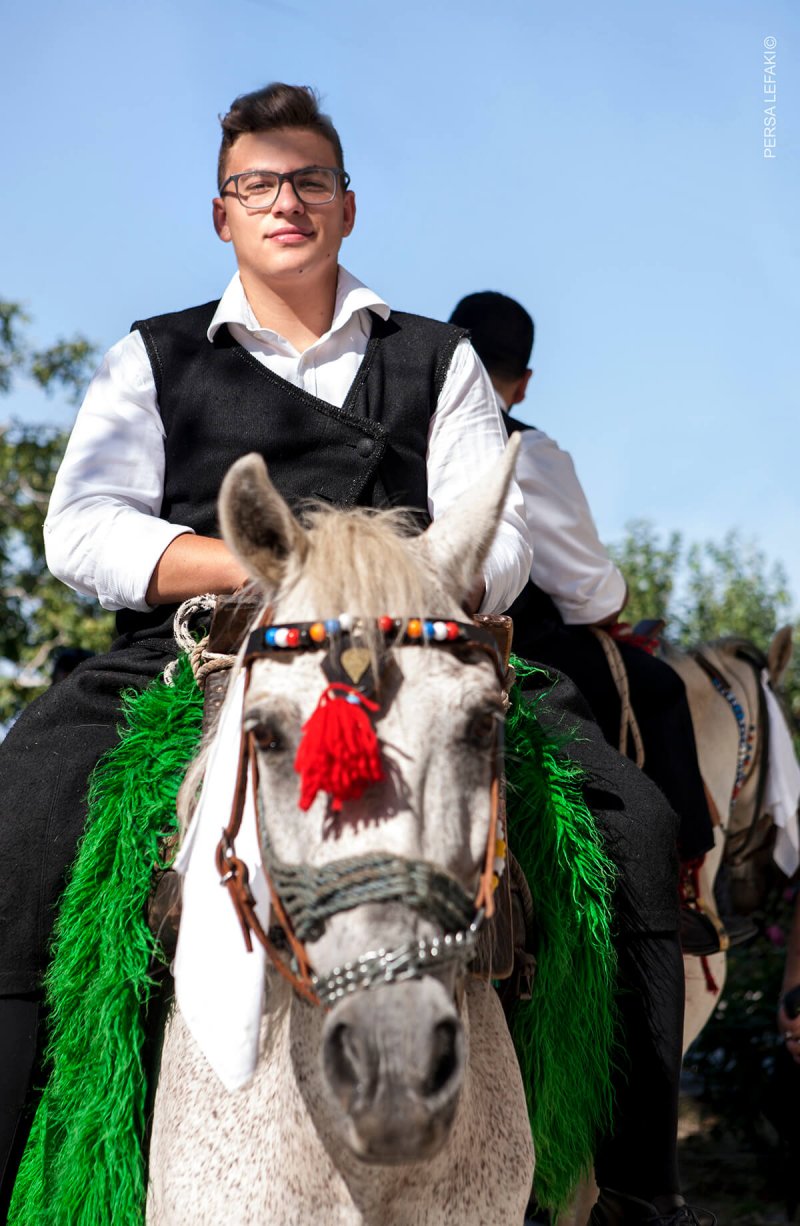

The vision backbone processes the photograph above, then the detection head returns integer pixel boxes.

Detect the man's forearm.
[145,534,251,606]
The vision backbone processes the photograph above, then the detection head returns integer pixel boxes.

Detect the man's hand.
[145,534,251,606]
[464,576,486,616]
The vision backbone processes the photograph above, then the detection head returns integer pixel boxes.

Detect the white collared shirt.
[506,402,626,624]
[44,269,532,615]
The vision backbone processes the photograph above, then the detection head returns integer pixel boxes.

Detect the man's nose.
[272,180,305,215]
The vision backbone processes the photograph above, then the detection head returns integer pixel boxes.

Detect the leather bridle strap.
[216,716,321,1005]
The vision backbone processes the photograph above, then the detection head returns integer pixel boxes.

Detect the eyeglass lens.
[235,168,338,208]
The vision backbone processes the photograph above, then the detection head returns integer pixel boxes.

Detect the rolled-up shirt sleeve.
[426,339,533,613]
[517,428,626,624]
[43,331,194,612]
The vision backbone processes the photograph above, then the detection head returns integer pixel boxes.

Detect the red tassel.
[294,683,384,811]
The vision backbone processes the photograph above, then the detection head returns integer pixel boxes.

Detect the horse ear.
[218,453,308,587]
[768,625,793,688]
[417,434,522,605]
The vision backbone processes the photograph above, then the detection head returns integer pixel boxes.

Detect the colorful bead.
[445,622,460,640]
[378,615,394,633]
[286,628,300,647]
[265,627,278,646]
[339,613,353,632]
[423,620,436,639]
[309,622,327,643]
[407,619,422,638]
[324,619,340,634]
[274,627,290,648]
[432,620,449,641]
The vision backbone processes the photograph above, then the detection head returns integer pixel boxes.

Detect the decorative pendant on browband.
[294,683,384,812]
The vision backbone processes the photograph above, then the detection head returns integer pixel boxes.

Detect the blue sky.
[2,0,798,607]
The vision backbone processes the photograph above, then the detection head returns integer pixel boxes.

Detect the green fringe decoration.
[9,655,203,1226]
[505,654,617,1211]
[10,653,615,1221]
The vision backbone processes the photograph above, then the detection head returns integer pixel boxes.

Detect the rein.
[216,614,507,1008]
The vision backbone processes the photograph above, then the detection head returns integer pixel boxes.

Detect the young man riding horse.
[0,83,533,1216]
[450,291,717,1225]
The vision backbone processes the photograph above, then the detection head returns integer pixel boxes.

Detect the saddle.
[147,600,536,1002]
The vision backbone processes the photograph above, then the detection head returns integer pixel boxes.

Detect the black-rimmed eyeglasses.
[219,166,351,211]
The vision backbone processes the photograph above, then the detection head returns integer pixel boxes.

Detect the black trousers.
[518,624,715,861]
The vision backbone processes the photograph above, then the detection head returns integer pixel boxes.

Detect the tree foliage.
[610,518,800,725]
[0,301,114,727]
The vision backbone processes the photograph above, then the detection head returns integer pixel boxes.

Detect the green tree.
[609,519,800,725]
[0,300,114,727]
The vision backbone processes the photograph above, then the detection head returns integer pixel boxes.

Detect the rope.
[164,594,235,688]
[589,627,645,768]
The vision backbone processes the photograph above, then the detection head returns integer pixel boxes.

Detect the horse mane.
[661,633,766,671]
[705,635,767,669]
[293,503,434,620]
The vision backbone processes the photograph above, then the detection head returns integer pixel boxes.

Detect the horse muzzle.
[321,977,465,1164]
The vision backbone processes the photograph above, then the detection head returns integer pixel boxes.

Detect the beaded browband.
[243,616,503,667]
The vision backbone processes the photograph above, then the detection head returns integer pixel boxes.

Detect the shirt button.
[356,437,375,457]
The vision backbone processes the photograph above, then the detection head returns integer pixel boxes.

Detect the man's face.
[213,128,355,288]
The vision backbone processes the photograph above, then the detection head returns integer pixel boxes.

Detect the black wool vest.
[117,302,465,637]
[502,414,566,644]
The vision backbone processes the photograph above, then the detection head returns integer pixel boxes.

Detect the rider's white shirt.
[506,403,627,624]
[44,268,532,616]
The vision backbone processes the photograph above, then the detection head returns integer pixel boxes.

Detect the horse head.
[214,436,519,1164]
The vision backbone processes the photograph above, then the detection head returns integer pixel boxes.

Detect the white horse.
[146,442,535,1225]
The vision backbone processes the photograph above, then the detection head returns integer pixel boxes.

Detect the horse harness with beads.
[215,610,511,1008]
[691,644,771,867]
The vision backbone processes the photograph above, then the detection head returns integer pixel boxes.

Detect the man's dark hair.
[218,83,346,190]
[449,291,534,381]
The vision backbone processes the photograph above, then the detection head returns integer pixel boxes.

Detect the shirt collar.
[206,267,390,347]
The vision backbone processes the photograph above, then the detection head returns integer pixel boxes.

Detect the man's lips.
[268,227,313,243]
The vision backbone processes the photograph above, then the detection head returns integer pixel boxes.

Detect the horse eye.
[466,711,498,749]
[248,722,285,753]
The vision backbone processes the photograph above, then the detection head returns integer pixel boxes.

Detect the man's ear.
[213,198,232,243]
[510,369,533,406]
[342,191,356,239]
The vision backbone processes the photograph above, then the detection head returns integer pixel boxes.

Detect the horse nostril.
[423,1018,461,1099]
[323,1021,376,1110]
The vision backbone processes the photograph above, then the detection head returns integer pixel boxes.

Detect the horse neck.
[695,644,763,832]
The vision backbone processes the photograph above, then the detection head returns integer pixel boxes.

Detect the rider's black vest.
[502,414,566,647]
[118,302,465,638]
